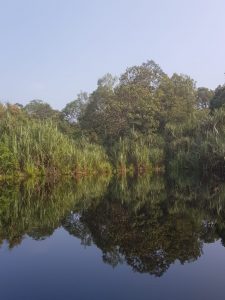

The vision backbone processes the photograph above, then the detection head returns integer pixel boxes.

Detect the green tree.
[24,99,58,120]
[197,87,214,109]
[156,73,197,130]
[80,62,164,145]
[119,60,164,90]
[62,92,89,123]
[210,85,225,110]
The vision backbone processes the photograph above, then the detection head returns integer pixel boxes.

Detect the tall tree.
[197,87,214,109]
[62,92,88,123]
[156,73,197,129]
[119,60,165,90]
[24,100,58,120]
[80,63,164,144]
[210,85,225,110]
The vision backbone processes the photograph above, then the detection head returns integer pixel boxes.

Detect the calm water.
[1,174,225,300]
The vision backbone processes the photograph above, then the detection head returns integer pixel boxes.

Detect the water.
[1,174,225,300]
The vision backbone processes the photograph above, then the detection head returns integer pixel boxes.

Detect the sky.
[0,0,225,109]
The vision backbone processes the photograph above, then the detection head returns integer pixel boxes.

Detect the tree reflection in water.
[1,173,225,277]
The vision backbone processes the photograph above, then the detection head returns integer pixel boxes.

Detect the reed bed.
[111,135,164,173]
[0,110,111,177]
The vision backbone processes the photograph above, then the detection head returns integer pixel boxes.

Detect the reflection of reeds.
[0,175,111,248]
[108,174,166,212]
[2,171,225,253]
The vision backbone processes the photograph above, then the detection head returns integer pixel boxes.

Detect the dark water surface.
[1,174,225,300]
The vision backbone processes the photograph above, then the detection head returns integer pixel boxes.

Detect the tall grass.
[0,105,111,177]
[110,134,164,173]
[167,109,225,173]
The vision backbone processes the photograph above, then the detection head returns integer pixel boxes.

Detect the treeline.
[1,59,225,177]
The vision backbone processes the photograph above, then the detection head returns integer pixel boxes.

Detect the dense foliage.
[0,104,111,177]
[1,59,225,176]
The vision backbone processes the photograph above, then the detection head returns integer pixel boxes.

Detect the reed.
[0,108,111,177]
[110,134,163,173]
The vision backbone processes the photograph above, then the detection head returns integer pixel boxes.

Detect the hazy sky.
[1,0,225,109]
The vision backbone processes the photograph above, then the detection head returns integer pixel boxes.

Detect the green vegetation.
[0,176,110,248]
[2,173,225,276]
[1,59,225,177]
[0,104,111,177]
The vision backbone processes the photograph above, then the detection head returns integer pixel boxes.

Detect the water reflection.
[1,173,225,277]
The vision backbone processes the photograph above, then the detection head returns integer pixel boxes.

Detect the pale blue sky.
[0,0,225,109]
